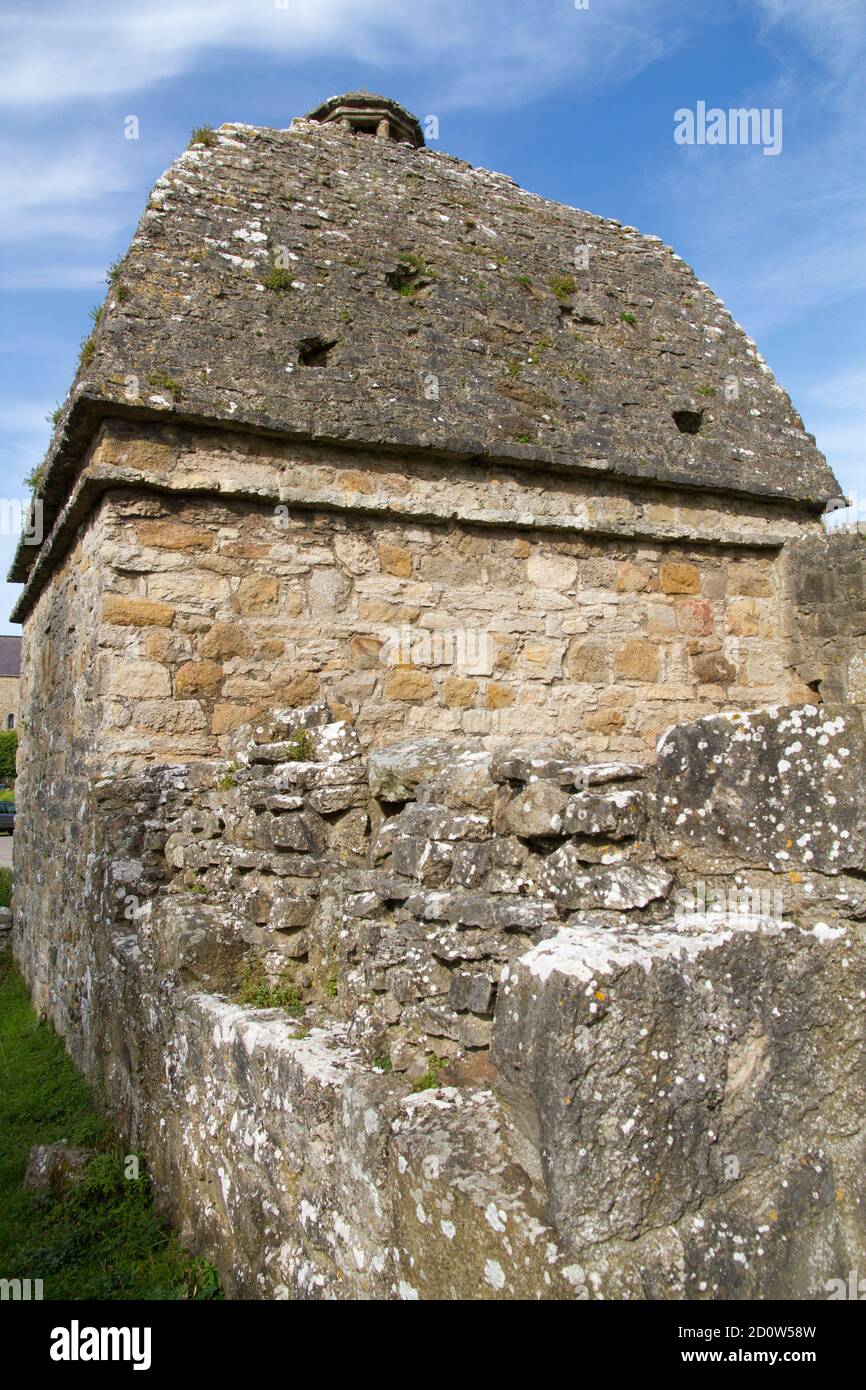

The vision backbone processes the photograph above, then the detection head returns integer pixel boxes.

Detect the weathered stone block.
[368,738,458,801]
[493,916,866,1298]
[660,561,700,594]
[562,787,646,839]
[102,594,175,627]
[540,848,671,910]
[657,703,866,873]
[500,781,568,837]
[613,638,659,682]
[175,660,223,697]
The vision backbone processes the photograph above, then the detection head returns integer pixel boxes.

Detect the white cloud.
[0,131,139,256]
[800,360,866,494]
[0,0,683,112]
[649,1,866,338]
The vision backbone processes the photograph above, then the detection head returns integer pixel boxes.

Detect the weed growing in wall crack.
[235,959,305,1017]
[411,1053,447,1092]
[285,729,315,761]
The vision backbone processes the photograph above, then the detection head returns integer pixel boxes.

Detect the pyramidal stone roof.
[10,95,840,585]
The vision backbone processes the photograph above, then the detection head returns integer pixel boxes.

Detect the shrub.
[0,731,17,783]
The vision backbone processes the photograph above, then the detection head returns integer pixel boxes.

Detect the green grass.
[285,729,315,761]
[235,958,305,1017]
[0,952,221,1299]
[0,871,11,909]
[548,273,577,302]
[189,125,218,148]
[411,1053,446,1092]
[262,266,294,292]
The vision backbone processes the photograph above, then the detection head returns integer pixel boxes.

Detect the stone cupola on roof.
[306,91,424,147]
[9,91,841,603]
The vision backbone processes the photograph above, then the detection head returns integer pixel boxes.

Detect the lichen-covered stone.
[657,703,866,872]
[493,915,866,1298]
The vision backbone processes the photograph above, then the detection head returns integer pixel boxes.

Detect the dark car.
[0,802,15,834]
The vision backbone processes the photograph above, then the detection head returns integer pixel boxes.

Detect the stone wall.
[14,699,866,1298]
[0,674,19,731]
[13,418,822,774]
[783,529,866,707]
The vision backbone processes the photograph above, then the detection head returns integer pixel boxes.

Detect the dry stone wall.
[15,698,866,1298]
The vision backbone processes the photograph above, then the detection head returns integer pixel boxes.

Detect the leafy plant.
[262,266,294,292]
[147,371,183,401]
[548,273,577,303]
[189,126,218,148]
[235,959,305,1018]
[411,1053,446,1092]
[286,729,315,762]
[0,730,17,783]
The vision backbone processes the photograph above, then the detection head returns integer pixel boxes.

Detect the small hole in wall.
[672,409,703,435]
[298,336,338,367]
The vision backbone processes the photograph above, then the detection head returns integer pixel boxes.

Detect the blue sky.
[1,0,864,634]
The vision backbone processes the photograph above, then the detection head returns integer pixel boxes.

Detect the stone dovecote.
[11,96,866,1302]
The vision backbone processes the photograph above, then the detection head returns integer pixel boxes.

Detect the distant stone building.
[9,96,866,1300]
[0,634,21,732]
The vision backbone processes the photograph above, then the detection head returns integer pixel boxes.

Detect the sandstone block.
[282,673,320,706]
[237,575,279,614]
[100,657,171,699]
[485,682,514,709]
[175,660,223,698]
[725,597,759,637]
[527,552,577,591]
[585,708,625,734]
[660,561,700,594]
[137,520,214,551]
[386,668,435,701]
[200,621,251,659]
[442,674,477,708]
[102,594,175,628]
[379,543,413,578]
[349,635,384,668]
[613,639,659,682]
[615,561,651,593]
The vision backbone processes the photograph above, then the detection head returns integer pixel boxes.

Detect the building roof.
[9,96,841,586]
[0,636,21,677]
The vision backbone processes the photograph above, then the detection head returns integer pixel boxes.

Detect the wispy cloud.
[0,0,683,112]
[653,0,866,338]
[801,359,866,493]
